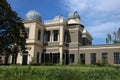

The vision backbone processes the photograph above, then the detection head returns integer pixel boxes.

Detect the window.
[91,53,96,64]
[80,54,85,64]
[114,52,120,64]
[53,30,59,41]
[38,30,41,40]
[25,28,29,38]
[36,52,40,63]
[79,31,82,43]
[70,54,74,63]
[64,31,68,42]
[45,31,50,42]
[102,53,107,63]
[12,54,17,64]
[53,53,59,64]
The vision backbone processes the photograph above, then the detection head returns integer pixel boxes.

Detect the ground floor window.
[114,52,120,64]
[4,54,9,64]
[0,55,2,64]
[91,53,96,64]
[70,54,74,64]
[12,53,17,64]
[80,54,85,64]
[62,53,69,65]
[36,52,40,63]
[41,53,60,64]
[102,53,108,64]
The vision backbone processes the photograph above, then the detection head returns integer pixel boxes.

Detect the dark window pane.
[102,53,108,64]
[36,52,40,63]
[25,28,29,38]
[46,31,50,42]
[91,53,96,64]
[53,30,58,41]
[38,30,41,40]
[64,31,68,42]
[114,52,120,64]
[80,54,85,64]
[70,54,74,63]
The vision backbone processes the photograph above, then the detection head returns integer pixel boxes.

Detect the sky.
[7,0,120,45]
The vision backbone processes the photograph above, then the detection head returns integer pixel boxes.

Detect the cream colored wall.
[34,45,43,63]
[80,46,120,65]
[19,22,44,64]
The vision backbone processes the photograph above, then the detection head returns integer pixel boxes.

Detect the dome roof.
[25,10,42,22]
[68,11,80,19]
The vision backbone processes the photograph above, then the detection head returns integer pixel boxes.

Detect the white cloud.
[61,0,120,13]
[86,22,120,38]
[60,0,120,44]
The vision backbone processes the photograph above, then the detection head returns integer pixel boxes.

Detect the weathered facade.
[0,10,120,65]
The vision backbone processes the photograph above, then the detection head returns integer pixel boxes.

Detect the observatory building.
[1,10,120,65]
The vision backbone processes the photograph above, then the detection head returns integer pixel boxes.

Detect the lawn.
[0,65,120,80]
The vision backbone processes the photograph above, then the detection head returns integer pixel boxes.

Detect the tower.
[17,10,44,65]
[67,11,84,64]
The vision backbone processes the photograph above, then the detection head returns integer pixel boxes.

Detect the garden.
[0,65,120,80]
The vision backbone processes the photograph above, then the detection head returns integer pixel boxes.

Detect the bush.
[0,66,120,80]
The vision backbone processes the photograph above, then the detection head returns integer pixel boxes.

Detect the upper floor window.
[64,31,68,42]
[38,29,41,40]
[25,28,29,38]
[45,31,50,42]
[53,30,59,41]
[114,52,120,64]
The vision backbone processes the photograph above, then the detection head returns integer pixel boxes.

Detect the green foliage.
[0,66,120,80]
[0,0,26,54]
[106,28,120,44]
[96,59,109,66]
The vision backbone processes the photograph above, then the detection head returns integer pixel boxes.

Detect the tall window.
[46,31,50,42]
[79,31,82,43]
[36,52,40,63]
[102,53,107,63]
[70,54,74,63]
[25,28,29,38]
[53,30,59,41]
[38,30,41,40]
[80,54,85,64]
[114,52,120,64]
[91,53,96,64]
[64,31,68,42]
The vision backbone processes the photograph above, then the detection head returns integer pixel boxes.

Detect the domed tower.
[25,10,42,22]
[67,11,83,65]
[67,11,80,25]
[20,10,44,65]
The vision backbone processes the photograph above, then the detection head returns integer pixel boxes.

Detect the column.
[59,47,63,65]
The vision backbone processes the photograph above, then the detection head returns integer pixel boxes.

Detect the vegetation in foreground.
[0,65,120,80]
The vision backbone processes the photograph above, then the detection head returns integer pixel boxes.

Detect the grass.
[0,65,120,80]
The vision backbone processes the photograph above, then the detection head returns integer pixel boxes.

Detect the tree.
[106,28,120,44]
[0,0,26,56]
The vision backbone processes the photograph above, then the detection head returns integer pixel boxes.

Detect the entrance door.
[22,51,28,65]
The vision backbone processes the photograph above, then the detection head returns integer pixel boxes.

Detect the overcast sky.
[7,0,120,45]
